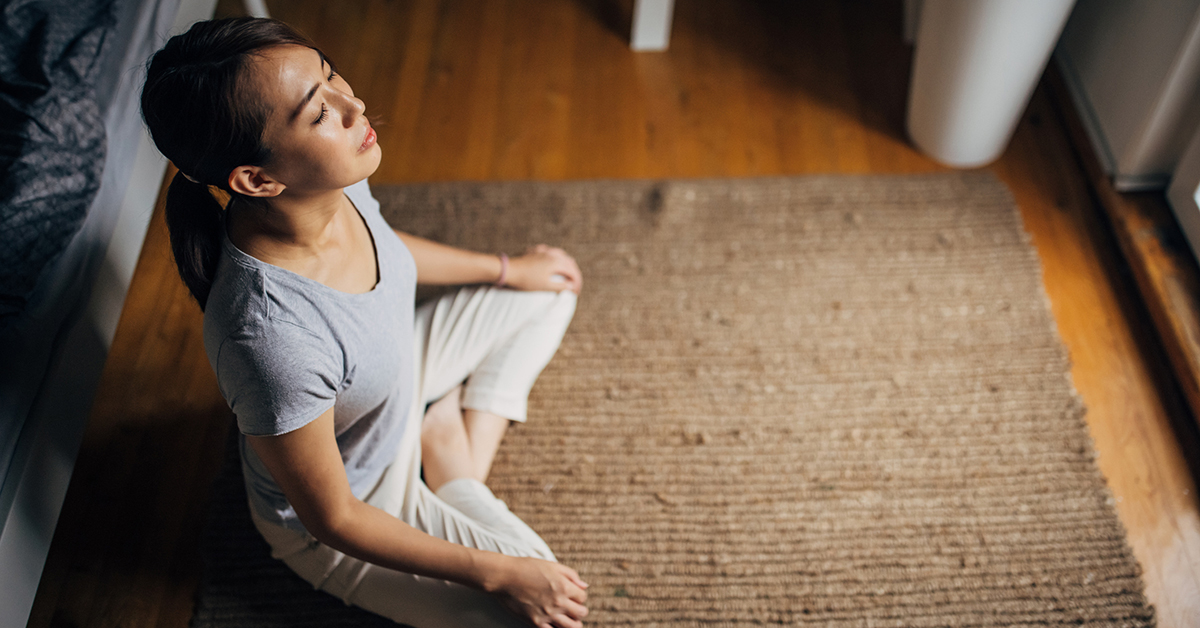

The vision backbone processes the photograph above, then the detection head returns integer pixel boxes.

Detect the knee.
[545,290,577,335]
[551,289,577,317]
[493,286,575,318]
[532,289,576,325]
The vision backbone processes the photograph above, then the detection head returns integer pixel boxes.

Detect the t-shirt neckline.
[220,191,383,298]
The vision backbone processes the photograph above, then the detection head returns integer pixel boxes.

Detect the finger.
[565,599,589,619]
[565,260,583,291]
[566,276,580,294]
[552,263,581,293]
[564,574,589,598]
[550,614,582,628]
[563,566,583,583]
[566,582,588,604]
[551,267,578,291]
[554,258,579,278]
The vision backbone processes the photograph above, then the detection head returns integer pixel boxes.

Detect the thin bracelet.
[495,253,508,286]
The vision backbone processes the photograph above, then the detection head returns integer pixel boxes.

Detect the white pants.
[251,286,578,628]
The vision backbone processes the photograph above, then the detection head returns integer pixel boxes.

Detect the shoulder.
[203,243,336,351]
[203,252,267,360]
[211,317,343,436]
[201,257,346,434]
[205,267,342,383]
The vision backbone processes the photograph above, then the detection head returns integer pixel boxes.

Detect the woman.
[140,17,587,628]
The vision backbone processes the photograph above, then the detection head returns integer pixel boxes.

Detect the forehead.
[246,44,321,114]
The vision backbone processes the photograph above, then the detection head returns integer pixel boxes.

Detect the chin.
[362,145,382,176]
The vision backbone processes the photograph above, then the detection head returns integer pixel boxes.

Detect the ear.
[228,165,285,198]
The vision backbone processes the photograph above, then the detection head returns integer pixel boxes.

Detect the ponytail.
[165,171,225,310]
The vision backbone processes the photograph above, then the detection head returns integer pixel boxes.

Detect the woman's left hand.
[506,245,582,294]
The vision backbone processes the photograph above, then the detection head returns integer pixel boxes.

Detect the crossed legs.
[251,286,576,627]
[416,286,578,492]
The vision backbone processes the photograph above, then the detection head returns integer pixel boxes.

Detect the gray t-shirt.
[203,178,417,532]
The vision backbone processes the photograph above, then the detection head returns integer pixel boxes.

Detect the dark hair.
[140,17,334,310]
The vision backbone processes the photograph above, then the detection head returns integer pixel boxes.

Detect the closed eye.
[312,62,339,125]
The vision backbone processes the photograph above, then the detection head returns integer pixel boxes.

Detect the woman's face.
[246,44,380,194]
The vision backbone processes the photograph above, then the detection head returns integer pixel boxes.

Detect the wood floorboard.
[25,1,1200,626]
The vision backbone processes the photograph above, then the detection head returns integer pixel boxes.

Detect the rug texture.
[191,173,1154,627]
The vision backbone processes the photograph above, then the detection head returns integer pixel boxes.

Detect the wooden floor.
[27,1,1200,626]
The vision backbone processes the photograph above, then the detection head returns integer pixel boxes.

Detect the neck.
[228,187,349,261]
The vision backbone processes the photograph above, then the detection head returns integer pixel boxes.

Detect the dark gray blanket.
[0,0,116,322]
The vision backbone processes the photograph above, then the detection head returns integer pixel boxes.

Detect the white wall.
[1055,0,1200,191]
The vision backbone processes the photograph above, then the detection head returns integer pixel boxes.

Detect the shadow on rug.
[193,173,1154,627]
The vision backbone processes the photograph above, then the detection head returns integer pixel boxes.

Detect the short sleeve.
[215,321,343,436]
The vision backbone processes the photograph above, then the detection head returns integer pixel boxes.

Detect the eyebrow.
[289,52,326,123]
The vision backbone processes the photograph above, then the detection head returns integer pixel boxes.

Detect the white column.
[244,0,269,18]
[631,0,674,51]
[907,0,1077,168]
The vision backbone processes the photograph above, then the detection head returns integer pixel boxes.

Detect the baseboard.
[1114,172,1172,192]
[1045,62,1200,431]
[1051,50,1118,178]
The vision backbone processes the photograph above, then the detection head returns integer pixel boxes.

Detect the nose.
[337,91,365,127]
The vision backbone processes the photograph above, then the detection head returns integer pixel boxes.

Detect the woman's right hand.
[492,556,589,628]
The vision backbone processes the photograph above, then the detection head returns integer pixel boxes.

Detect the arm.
[246,407,589,628]
[393,231,583,294]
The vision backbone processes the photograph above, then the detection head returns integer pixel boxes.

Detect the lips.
[359,124,377,152]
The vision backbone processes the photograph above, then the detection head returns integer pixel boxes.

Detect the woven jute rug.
[191,173,1154,627]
